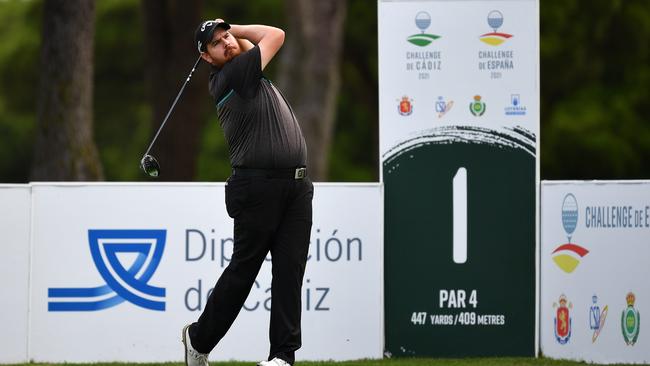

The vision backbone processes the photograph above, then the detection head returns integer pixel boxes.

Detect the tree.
[31,0,104,181]
[277,0,347,181]
[328,0,379,182]
[142,0,206,181]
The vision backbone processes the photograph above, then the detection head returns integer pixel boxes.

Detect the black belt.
[232,167,307,180]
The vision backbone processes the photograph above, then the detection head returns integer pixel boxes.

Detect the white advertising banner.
[0,185,31,363]
[28,183,383,362]
[541,181,650,364]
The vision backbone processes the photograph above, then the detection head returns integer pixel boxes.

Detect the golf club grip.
[143,55,203,157]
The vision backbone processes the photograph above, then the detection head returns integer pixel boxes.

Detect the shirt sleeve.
[221,45,262,99]
[208,70,228,103]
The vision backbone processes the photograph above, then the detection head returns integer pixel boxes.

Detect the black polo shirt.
[208,45,307,169]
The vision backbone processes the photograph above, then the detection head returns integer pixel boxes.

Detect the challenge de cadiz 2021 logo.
[552,193,590,274]
[407,11,440,46]
[48,229,167,311]
[404,11,441,79]
[621,292,640,346]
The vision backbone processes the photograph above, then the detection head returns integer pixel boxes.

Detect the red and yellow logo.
[479,10,513,46]
[551,243,589,273]
[553,193,588,273]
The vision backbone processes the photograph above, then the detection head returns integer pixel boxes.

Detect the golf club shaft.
[143,55,203,157]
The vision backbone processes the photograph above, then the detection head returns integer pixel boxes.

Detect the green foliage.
[0,0,40,182]
[195,117,231,182]
[94,0,149,181]
[329,0,379,182]
[541,0,650,179]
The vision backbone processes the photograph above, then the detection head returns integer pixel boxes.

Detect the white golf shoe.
[182,324,209,366]
[258,357,291,366]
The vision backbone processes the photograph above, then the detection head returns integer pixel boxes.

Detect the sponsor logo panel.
[48,229,167,312]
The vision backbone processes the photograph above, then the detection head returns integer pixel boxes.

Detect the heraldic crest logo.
[554,294,572,344]
[621,292,640,346]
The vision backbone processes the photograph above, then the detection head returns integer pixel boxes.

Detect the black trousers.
[190,174,314,365]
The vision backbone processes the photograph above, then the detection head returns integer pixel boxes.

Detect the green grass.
[5,358,649,366]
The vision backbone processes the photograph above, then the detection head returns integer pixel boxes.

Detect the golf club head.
[140,154,160,177]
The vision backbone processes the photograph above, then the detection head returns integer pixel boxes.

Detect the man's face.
[202,28,241,67]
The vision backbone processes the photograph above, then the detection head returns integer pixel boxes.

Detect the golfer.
[182,19,313,366]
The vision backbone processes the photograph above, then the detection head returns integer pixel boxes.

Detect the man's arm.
[227,24,285,70]
[237,38,255,53]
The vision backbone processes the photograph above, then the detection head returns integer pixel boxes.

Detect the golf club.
[140,55,203,177]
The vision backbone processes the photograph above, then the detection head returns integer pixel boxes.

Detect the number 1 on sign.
[453,168,467,264]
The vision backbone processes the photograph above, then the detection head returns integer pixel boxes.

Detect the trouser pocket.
[224,175,251,218]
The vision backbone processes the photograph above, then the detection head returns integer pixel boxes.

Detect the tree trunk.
[142,0,205,181]
[31,0,104,181]
[277,0,347,181]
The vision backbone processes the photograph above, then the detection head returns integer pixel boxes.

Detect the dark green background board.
[383,128,535,357]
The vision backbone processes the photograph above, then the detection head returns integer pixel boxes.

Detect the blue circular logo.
[487,10,504,31]
[561,193,579,236]
[415,11,431,32]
